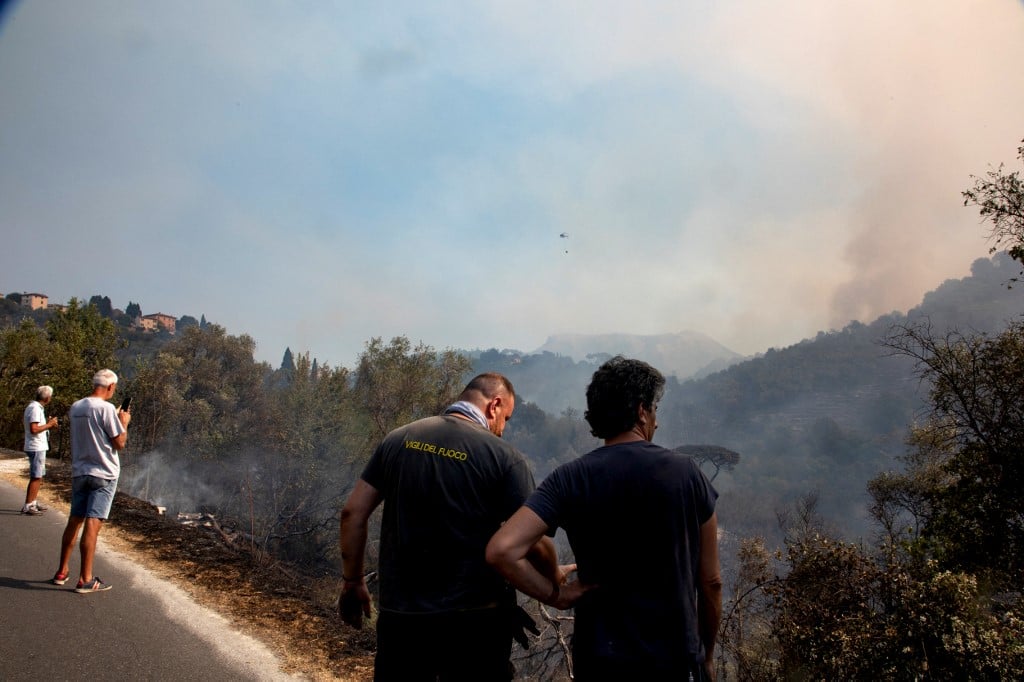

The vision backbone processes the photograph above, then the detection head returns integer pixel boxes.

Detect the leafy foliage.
[0,320,53,449]
[882,321,1024,591]
[963,138,1024,280]
[177,314,199,331]
[766,535,1023,680]
[353,336,471,449]
[128,324,268,460]
[720,493,1024,680]
[0,300,121,451]
[88,294,113,318]
[719,537,780,681]
[719,317,1024,680]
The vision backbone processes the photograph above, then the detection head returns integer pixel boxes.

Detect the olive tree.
[352,336,471,453]
[0,301,121,452]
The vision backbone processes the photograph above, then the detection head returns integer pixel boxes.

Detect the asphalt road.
[0,468,297,682]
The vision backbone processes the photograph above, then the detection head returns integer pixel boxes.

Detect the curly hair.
[584,356,665,439]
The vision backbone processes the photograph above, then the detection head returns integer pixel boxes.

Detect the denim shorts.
[70,475,118,519]
[25,451,46,478]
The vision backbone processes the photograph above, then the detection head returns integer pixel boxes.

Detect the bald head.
[459,373,516,437]
[460,373,515,403]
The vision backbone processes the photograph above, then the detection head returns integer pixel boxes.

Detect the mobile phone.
[120,396,132,411]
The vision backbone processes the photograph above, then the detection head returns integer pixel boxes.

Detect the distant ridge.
[533,330,742,379]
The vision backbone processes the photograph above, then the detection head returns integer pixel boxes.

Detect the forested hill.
[664,253,1022,445]
[468,331,740,416]
[659,254,1022,539]
[534,330,741,379]
[483,254,1023,540]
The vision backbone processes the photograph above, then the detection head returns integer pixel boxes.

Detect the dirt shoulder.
[0,449,375,681]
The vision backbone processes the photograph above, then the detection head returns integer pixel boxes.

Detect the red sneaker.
[75,577,112,594]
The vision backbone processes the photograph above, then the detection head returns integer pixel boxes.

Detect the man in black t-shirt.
[339,373,565,681]
[487,357,723,681]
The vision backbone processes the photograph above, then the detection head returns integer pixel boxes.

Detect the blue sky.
[2,1,1023,368]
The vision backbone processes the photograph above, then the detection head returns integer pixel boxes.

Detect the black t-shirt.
[525,441,718,669]
[362,414,535,613]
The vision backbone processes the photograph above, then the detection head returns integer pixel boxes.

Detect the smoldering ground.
[120,448,362,573]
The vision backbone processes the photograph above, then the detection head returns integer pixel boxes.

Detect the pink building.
[140,312,176,334]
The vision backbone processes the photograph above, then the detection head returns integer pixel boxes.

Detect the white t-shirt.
[69,396,124,479]
[23,401,49,452]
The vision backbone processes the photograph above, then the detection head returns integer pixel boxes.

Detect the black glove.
[339,588,365,629]
[508,604,540,649]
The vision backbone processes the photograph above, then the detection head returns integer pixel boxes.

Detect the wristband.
[343,575,362,583]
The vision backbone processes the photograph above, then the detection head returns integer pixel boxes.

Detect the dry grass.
[1,450,375,681]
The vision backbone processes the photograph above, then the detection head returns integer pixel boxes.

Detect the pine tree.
[281,347,296,372]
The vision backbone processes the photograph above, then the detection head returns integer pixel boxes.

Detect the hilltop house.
[19,293,49,310]
[139,312,176,334]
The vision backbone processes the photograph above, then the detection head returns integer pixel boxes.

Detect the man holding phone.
[22,385,58,515]
[51,369,130,593]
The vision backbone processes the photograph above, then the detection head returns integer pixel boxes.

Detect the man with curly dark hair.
[487,356,722,681]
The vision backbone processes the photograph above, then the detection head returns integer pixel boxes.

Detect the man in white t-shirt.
[22,385,58,515]
[51,369,130,593]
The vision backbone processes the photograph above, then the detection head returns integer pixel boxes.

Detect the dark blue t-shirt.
[362,414,535,613]
[525,441,718,670]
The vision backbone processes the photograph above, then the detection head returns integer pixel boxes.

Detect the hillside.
[657,254,1023,540]
[465,331,740,416]
[476,254,1023,542]
[534,330,741,378]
